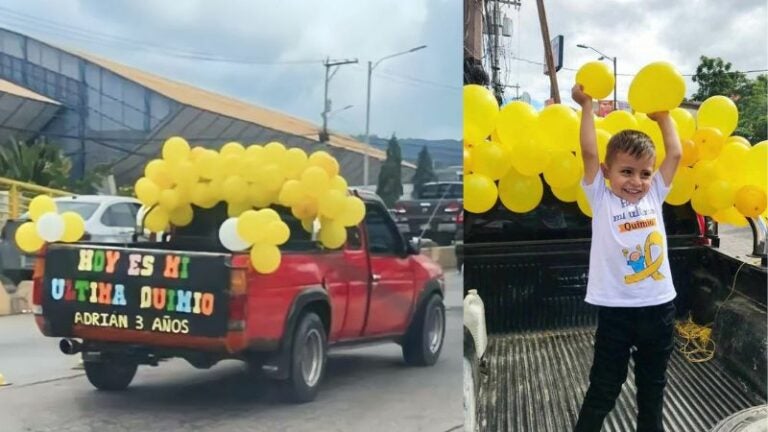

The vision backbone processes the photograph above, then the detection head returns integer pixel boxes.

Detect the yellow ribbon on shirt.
[624,231,665,284]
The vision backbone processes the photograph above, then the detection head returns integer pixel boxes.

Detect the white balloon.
[218,217,250,251]
[36,212,65,242]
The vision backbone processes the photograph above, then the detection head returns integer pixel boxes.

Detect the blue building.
[0,28,413,186]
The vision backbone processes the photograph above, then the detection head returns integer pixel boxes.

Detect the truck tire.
[83,359,137,391]
[402,294,445,366]
[282,312,327,403]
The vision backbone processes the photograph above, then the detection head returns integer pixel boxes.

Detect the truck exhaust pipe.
[59,338,82,355]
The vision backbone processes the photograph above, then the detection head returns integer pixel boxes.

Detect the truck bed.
[478,327,765,432]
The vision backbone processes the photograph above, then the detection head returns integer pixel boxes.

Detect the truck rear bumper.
[479,328,765,431]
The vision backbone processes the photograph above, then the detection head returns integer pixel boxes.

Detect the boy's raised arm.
[572,84,599,184]
[649,112,682,186]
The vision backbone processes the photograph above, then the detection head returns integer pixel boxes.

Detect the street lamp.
[363,44,427,186]
[327,104,353,119]
[577,43,617,111]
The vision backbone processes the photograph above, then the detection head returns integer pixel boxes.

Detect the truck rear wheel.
[402,294,445,366]
[83,359,137,391]
[282,312,327,403]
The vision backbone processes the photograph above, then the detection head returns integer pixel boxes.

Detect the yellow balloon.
[464,148,474,175]
[237,210,262,244]
[464,84,499,144]
[318,189,346,219]
[537,104,578,150]
[337,197,366,227]
[498,169,543,213]
[670,108,696,141]
[158,189,180,211]
[227,201,252,218]
[690,187,717,216]
[135,177,161,206]
[28,195,57,222]
[162,136,190,164]
[734,185,767,218]
[284,148,309,179]
[698,95,739,137]
[692,160,719,187]
[577,187,592,217]
[250,243,282,274]
[264,220,290,246]
[319,220,347,249]
[221,141,245,157]
[308,151,340,178]
[472,140,512,180]
[249,186,278,209]
[494,101,537,147]
[301,218,315,233]
[713,206,749,228]
[543,150,581,189]
[745,141,767,190]
[245,144,265,158]
[551,183,579,203]
[278,180,304,207]
[144,207,169,233]
[596,129,612,163]
[195,151,220,181]
[628,62,685,113]
[576,61,614,99]
[511,134,552,176]
[464,173,498,213]
[169,205,194,227]
[292,197,319,220]
[693,127,725,160]
[714,140,750,185]
[60,212,86,242]
[263,141,287,164]
[601,111,638,136]
[223,176,249,204]
[145,159,174,189]
[300,166,330,197]
[726,136,750,147]
[15,221,44,253]
[680,139,699,167]
[329,175,348,194]
[665,166,695,205]
[170,160,200,186]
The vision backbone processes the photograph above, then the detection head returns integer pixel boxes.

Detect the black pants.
[574,300,676,432]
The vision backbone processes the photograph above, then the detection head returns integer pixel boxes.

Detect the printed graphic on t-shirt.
[621,231,666,284]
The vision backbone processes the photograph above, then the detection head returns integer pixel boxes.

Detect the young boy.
[571,84,682,432]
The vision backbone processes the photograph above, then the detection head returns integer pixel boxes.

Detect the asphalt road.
[0,270,463,432]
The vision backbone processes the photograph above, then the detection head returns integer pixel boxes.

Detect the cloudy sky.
[491,0,768,108]
[0,0,462,140]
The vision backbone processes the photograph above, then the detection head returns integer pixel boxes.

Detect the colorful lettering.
[78,249,94,271]
[164,255,181,279]
[128,254,141,276]
[105,250,121,274]
[50,278,65,300]
[141,255,155,277]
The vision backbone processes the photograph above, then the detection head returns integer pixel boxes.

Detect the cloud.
[0,0,461,139]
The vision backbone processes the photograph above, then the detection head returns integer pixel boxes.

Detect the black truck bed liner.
[479,328,765,432]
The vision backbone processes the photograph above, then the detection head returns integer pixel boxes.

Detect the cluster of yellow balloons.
[15,195,85,253]
[463,61,768,225]
[137,137,366,273]
[217,208,290,273]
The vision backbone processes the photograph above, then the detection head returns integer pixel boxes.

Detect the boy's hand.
[647,111,670,123]
[571,84,592,108]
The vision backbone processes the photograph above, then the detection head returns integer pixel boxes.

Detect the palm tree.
[0,137,70,187]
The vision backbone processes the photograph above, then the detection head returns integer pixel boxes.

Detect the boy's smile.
[602,152,656,204]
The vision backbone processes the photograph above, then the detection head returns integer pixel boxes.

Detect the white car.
[0,195,142,288]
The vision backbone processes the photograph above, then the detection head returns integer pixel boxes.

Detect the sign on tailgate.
[42,245,230,337]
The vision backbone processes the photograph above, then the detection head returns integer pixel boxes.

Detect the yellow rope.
[674,314,715,363]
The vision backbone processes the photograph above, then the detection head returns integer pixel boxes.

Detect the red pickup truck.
[30,190,445,403]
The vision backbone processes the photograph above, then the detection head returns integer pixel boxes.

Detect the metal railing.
[0,177,72,226]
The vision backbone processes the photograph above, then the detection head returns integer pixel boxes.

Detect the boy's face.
[601,151,655,203]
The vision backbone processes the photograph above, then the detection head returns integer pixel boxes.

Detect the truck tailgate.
[41,244,231,340]
[479,328,765,432]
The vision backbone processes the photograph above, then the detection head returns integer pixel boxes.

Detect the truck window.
[171,203,320,252]
[346,226,362,250]
[102,203,138,227]
[465,185,700,243]
[418,183,462,200]
[364,204,404,255]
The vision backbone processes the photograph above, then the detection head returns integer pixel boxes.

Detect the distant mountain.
[357,135,462,168]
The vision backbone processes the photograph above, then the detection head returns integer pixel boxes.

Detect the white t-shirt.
[581,170,677,307]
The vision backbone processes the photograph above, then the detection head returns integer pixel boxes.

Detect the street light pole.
[577,44,617,110]
[363,44,427,187]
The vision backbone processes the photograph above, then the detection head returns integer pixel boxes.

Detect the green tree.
[376,134,403,207]
[411,146,437,198]
[0,137,107,193]
[691,56,767,143]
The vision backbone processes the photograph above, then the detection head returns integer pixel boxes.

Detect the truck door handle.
[372,274,382,283]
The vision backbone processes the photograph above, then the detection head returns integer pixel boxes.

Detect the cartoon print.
[623,231,666,284]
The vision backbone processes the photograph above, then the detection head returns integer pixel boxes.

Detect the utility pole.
[321,57,357,142]
[536,0,560,103]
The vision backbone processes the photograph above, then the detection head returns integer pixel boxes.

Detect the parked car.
[393,181,463,246]
[31,190,445,403]
[0,195,141,289]
[460,187,767,431]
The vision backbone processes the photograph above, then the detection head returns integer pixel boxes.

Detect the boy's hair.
[605,130,655,165]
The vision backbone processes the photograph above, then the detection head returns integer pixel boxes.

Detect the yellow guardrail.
[0,177,73,225]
